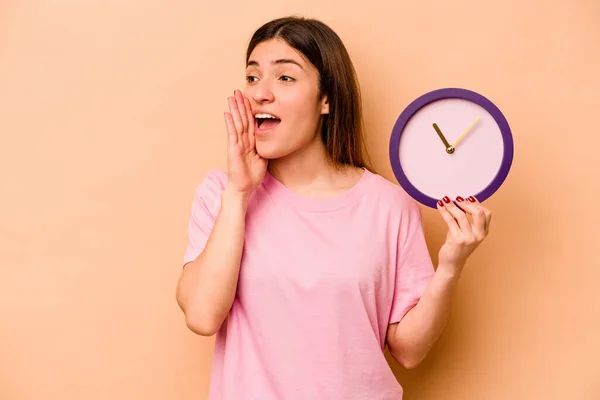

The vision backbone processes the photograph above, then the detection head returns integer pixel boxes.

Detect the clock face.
[389,88,514,208]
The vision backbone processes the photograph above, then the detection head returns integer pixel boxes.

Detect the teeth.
[255,113,279,119]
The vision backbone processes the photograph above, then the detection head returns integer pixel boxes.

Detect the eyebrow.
[246,58,304,70]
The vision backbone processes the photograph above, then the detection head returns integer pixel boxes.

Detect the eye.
[280,75,295,82]
[246,75,258,83]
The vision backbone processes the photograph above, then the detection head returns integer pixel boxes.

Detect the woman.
[176,16,491,400]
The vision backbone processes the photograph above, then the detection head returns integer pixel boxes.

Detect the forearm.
[176,188,249,336]
[389,264,462,368]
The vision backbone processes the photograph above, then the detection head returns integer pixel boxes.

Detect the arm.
[387,196,492,368]
[386,264,460,369]
[177,90,267,336]
[176,188,249,336]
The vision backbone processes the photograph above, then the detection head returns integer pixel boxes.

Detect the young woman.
[176,16,492,400]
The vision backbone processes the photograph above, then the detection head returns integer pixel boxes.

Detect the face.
[244,38,329,159]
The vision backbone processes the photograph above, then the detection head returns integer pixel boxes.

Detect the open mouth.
[255,113,281,131]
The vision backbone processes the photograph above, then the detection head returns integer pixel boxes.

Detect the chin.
[255,130,317,160]
[255,142,290,160]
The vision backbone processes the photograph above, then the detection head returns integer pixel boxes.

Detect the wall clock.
[388,88,514,209]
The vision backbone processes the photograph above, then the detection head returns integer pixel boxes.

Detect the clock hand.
[432,123,452,149]
[451,117,480,149]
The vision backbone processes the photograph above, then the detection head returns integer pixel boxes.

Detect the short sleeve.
[183,169,228,265]
[389,201,436,324]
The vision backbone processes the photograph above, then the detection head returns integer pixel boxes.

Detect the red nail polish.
[468,196,476,202]
[438,200,444,207]
[443,196,451,203]
[456,196,464,202]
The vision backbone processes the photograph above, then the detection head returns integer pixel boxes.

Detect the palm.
[224,91,267,193]
[228,137,267,193]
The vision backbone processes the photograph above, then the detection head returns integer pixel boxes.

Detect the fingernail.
[468,196,476,202]
[438,200,444,207]
[456,196,464,202]
[443,196,451,204]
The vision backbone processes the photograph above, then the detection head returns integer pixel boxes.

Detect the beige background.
[1,0,599,399]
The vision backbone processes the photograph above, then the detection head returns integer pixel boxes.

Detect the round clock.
[388,88,514,209]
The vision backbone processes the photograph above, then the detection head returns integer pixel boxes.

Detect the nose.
[248,80,275,104]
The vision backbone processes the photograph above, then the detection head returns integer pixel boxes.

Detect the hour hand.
[432,123,451,149]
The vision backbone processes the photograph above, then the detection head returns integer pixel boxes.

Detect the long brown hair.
[246,16,372,171]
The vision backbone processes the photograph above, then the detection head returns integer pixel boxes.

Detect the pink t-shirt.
[183,168,435,400]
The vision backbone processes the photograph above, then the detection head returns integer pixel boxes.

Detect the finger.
[235,90,249,137]
[228,96,244,143]
[466,196,492,234]
[442,196,473,235]
[455,197,487,238]
[224,112,238,145]
[244,97,256,150]
[234,91,249,149]
[437,199,462,237]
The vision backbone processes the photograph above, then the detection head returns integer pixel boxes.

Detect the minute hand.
[452,117,480,148]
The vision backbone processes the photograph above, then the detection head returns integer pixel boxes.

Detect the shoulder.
[362,170,425,236]
[365,170,421,214]
[190,169,228,215]
[364,172,430,255]
[194,169,228,196]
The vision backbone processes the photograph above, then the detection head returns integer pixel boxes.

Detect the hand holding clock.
[436,195,492,275]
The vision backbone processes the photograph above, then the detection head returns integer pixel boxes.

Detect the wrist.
[222,186,251,207]
[436,262,464,280]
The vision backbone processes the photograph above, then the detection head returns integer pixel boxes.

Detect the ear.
[320,95,329,115]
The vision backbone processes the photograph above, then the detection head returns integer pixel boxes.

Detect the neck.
[268,138,332,186]
[267,136,363,197]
